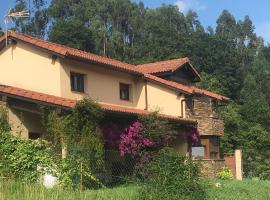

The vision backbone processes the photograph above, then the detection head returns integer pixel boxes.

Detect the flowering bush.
[119,121,153,156]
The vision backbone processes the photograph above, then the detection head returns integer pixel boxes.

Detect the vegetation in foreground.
[0,179,139,200]
[1,179,270,200]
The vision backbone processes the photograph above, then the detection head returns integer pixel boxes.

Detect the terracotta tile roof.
[7,31,141,75]
[144,74,229,101]
[1,31,228,101]
[136,57,201,80]
[190,86,230,101]
[0,85,76,108]
[137,57,189,73]
[0,84,196,124]
[144,73,194,94]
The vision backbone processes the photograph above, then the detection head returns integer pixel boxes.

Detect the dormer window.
[120,83,130,101]
[70,72,84,93]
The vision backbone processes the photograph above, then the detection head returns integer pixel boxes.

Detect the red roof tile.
[137,57,189,73]
[0,84,196,124]
[1,31,229,101]
[7,31,141,75]
[190,86,230,101]
[144,73,194,94]
[136,57,201,80]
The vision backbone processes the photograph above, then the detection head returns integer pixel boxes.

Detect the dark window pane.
[120,83,130,100]
[70,72,84,92]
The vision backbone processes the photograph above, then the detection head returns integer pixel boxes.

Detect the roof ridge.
[136,57,189,67]
[0,84,196,123]
[3,31,228,101]
[8,30,136,68]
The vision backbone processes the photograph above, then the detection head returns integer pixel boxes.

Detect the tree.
[13,0,48,38]
[49,19,95,52]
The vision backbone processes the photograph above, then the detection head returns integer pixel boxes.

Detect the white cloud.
[175,0,206,14]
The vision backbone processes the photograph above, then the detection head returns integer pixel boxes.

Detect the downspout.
[144,80,148,110]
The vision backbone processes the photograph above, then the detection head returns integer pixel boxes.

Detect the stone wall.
[197,117,224,136]
[186,96,224,136]
[197,159,225,178]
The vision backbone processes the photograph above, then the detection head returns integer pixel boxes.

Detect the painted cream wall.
[0,42,62,96]
[0,41,185,117]
[60,58,146,109]
[59,59,185,117]
[147,82,185,117]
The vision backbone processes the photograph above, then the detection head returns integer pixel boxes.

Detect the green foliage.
[0,107,10,133]
[0,108,52,181]
[49,19,95,52]
[13,0,48,37]
[41,98,105,188]
[9,0,270,179]
[139,148,205,200]
[139,113,176,147]
[0,131,53,182]
[217,167,233,180]
[56,156,104,189]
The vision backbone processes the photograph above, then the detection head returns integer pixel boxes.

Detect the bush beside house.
[0,99,205,199]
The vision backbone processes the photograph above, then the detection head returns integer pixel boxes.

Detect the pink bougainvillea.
[119,121,153,156]
[187,127,200,145]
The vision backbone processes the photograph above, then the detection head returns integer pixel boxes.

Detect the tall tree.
[13,0,48,38]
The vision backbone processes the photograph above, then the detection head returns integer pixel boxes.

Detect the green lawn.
[206,180,270,200]
[0,179,139,200]
[1,179,270,200]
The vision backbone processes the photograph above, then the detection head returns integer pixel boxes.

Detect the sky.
[1,0,270,43]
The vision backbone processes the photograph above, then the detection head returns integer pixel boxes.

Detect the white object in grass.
[215,182,221,188]
[43,174,58,189]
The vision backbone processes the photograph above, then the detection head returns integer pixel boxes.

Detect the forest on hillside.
[1,0,270,178]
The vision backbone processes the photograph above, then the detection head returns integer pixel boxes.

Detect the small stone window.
[70,72,85,93]
[119,83,130,101]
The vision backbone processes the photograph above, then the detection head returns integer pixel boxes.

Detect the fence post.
[235,149,243,180]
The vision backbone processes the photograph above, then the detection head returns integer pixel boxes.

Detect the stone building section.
[198,159,225,178]
[185,96,224,136]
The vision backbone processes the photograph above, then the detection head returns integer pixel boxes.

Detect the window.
[192,146,205,159]
[70,72,84,93]
[119,83,130,101]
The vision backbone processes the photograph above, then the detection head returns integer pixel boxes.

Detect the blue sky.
[1,0,270,43]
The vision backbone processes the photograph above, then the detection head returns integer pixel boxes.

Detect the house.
[0,30,229,161]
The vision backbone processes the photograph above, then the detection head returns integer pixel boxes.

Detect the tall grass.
[206,180,270,200]
[2,179,270,200]
[0,179,139,200]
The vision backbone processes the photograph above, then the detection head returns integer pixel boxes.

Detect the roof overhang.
[0,84,196,124]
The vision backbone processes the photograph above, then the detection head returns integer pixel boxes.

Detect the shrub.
[139,148,206,200]
[217,166,233,180]
[0,132,53,182]
[0,106,10,133]
[41,98,105,188]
